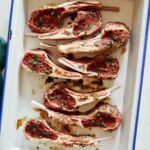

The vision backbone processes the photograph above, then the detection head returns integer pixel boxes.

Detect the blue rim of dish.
[0,0,149,149]
[0,0,14,131]
[132,0,150,150]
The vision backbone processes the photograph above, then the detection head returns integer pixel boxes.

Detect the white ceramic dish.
[0,0,149,150]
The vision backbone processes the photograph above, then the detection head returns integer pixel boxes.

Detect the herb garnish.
[37,18,44,27]
[29,54,41,65]
[109,42,114,49]
[45,77,54,84]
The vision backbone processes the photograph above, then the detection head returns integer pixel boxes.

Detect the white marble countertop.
[0,0,149,150]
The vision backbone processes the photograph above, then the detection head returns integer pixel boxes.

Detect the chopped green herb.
[45,77,53,84]
[29,54,41,65]
[74,79,83,86]
[112,36,118,42]
[106,56,115,63]
[98,79,103,86]
[37,18,44,27]
[68,22,72,25]
[94,121,103,126]
[84,31,87,35]
[36,146,39,150]
[32,127,37,132]
[109,42,114,49]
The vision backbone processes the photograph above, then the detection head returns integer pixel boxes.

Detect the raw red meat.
[59,55,120,79]
[21,49,83,80]
[41,22,130,53]
[24,119,98,147]
[31,101,121,132]
[28,1,102,39]
[44,82,119,111]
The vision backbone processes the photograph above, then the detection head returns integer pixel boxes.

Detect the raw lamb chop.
[21,49,83,80]
[28,1,119,39]
[58,55,120,79]
[24,119,112,148]
[44,82,120,111]
[31,101,122,132]
[37,10,102,40]
[28,1,102,39]
[24,119,96,147]
[41,22,130,53]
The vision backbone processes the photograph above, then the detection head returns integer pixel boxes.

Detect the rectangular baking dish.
[0,0,149,150]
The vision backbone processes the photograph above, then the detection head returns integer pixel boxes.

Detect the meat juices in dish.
[31,101,122,132]
[28,1,102,39]
[59,55,120,79]
[21,49,83,80]
[41,22,130,53]
[44,82,120,111]
[24,119,98,147]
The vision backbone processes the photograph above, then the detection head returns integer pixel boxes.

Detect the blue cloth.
[0,37,6,101]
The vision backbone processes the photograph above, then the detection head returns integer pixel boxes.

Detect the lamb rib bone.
[21,49,83,80]
[24,119,112,148]
[44,82,120,111]
[43,1,119,12]
[41,22,130,54]
[31,100,121,131]
[58,55,119,79]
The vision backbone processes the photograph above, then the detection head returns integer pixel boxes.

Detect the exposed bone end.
[109,84,120,93]
[40,42,58,50]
